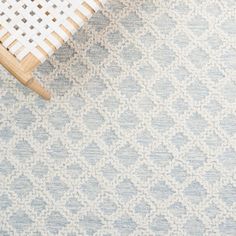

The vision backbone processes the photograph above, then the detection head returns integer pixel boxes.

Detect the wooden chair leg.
[25,77,51,100]
[0,44,51,100]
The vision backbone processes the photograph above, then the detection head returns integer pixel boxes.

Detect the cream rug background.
[0,0,236,235]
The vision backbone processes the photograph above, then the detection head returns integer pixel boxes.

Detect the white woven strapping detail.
[0,0,105,62]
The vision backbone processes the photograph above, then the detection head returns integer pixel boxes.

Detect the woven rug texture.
[0,0,236,235]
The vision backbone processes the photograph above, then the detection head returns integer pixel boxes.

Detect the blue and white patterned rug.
[0,0,236,235]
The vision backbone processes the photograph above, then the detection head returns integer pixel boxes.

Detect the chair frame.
[0,0,103,100]
[0,43,50,99]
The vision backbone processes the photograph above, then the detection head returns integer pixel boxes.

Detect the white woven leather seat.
[0,0,106,99]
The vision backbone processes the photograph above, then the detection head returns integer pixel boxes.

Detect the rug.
[0,0,235,235]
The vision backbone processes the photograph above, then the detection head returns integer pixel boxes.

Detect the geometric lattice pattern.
[0,0,105,62]
[0,0,236,235]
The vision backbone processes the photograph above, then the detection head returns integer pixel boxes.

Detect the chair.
[0,0,106,100]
